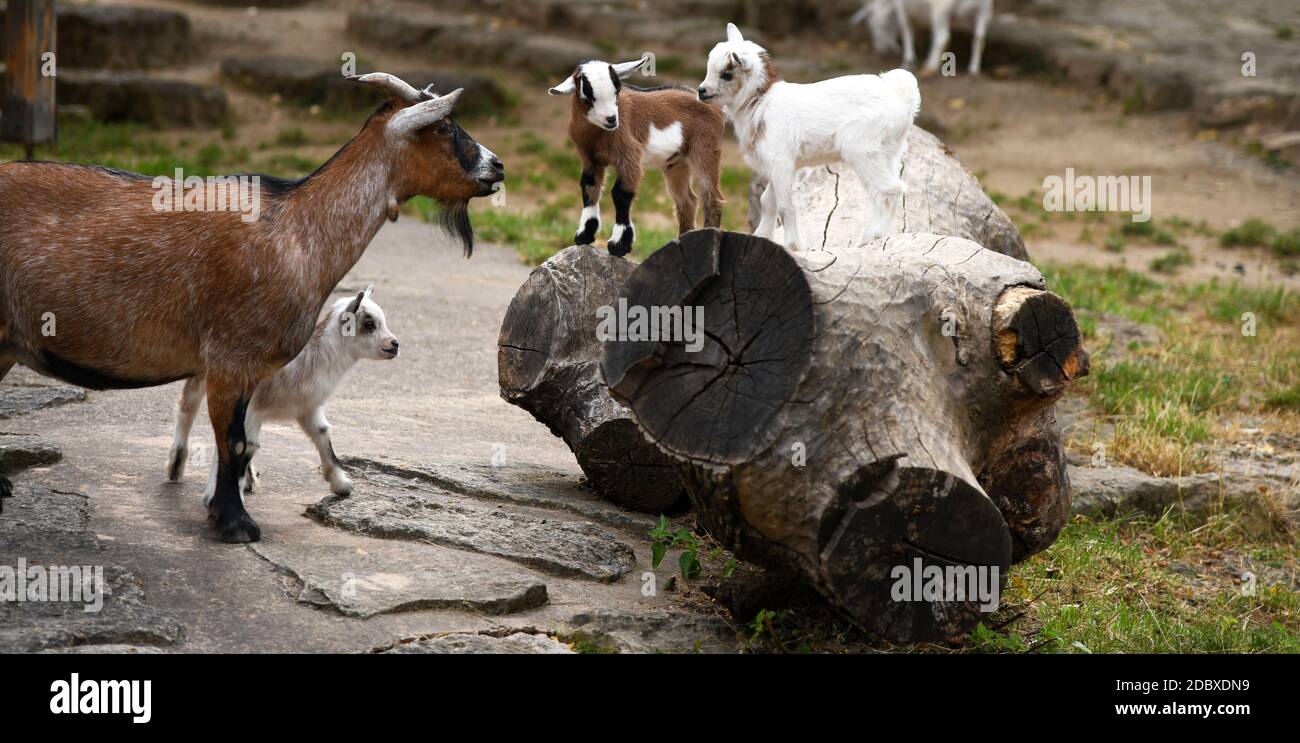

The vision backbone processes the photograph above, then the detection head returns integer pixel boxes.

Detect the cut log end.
[993,286,1090,397]
[602,230,814,465]
[819,465,1012,643]
[498,245,683,513]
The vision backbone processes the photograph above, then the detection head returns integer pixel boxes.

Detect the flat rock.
[379,632,574,654]
[561,608,738,654]
[308,464,638,581]
[0,484,99,553]
[503,35,607,78]
[1069,464,1283,533]
[220,56,510,118]
[0,433,63,474]
[0,385,86,420]
[39,644,168,654]
[0,567,183,653]
[250,541,548,618]
[0,6,192,70]
[345,9,478,50]
[342,456,658,531]
[56,71,229,128]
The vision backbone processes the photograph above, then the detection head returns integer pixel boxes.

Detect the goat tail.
[858,0,901,55]
[880,67,921,120]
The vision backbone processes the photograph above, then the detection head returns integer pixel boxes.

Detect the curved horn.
[388,88,464,135]
[349,72,423,103]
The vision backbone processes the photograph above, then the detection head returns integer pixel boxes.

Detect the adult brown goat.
[0,73,504,542]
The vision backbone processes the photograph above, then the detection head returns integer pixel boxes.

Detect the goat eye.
[720,72,734,82]
[363,320,377,332]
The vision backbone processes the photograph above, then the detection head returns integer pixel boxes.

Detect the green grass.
[1264,384,1300,412]
[1121,219,1178,246]
[0,114,328,178]
[981,515,1299,653]
[737,511,1298,654]
[1042,263,1300,474]
[1221,217,1276,248]
[274,127,309,147]
[1149,248,1193,274]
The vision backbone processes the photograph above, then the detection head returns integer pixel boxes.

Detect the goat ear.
[548,75,577,96]
[387,89,463,136]
[726,22,745,42]
[729,51,750,71]
[611,56,648,79]
[349,72,423,103]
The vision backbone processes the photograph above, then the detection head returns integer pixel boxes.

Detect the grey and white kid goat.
[168,287,399,502]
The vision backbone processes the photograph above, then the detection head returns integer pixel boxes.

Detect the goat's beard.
[435,200,474,259]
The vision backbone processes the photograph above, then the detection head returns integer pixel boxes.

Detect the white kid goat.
[697,23,921,252]
[167,287,399,501]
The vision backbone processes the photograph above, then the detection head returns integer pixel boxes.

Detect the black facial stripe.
[448,119,480,172]
[608,65,622,93]
[580,75,594,102]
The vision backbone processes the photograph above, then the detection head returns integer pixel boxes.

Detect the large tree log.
[601,229,1088,642]
[748,126,1029,261]
[498,245,683,513]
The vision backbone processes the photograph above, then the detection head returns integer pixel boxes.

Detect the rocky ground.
[1,0,1297,652]
[0,223,739,654]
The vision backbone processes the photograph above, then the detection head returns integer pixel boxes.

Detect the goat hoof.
[575,221,599,246]
[607,236,634,258]
[208,506,261,543]
[166,446,187,482]
[330,473,354,497]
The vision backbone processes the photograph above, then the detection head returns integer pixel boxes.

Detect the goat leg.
[608,178,638,257]
[168,375,206,481]
[575,164,606,246]
[0,363,11,514]
[970,1,992,75]
[299,408,352,497]
[665,163,698,235]
[920,4,951,76]
[205,380,261,543]
[696,152,725,230]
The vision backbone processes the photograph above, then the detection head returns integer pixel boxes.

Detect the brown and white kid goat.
[0,73,504,542]
[549,57,726,256]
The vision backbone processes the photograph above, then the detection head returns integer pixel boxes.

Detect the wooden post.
[2,0,57,158]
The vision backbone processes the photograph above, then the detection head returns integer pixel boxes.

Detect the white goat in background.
[697,23,921,252]
[168,287,399,501]
[854,0,994,76]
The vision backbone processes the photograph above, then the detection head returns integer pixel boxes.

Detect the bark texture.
[498,245,683,513]
[748,126,1029,261]
[601,229,1087,641]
